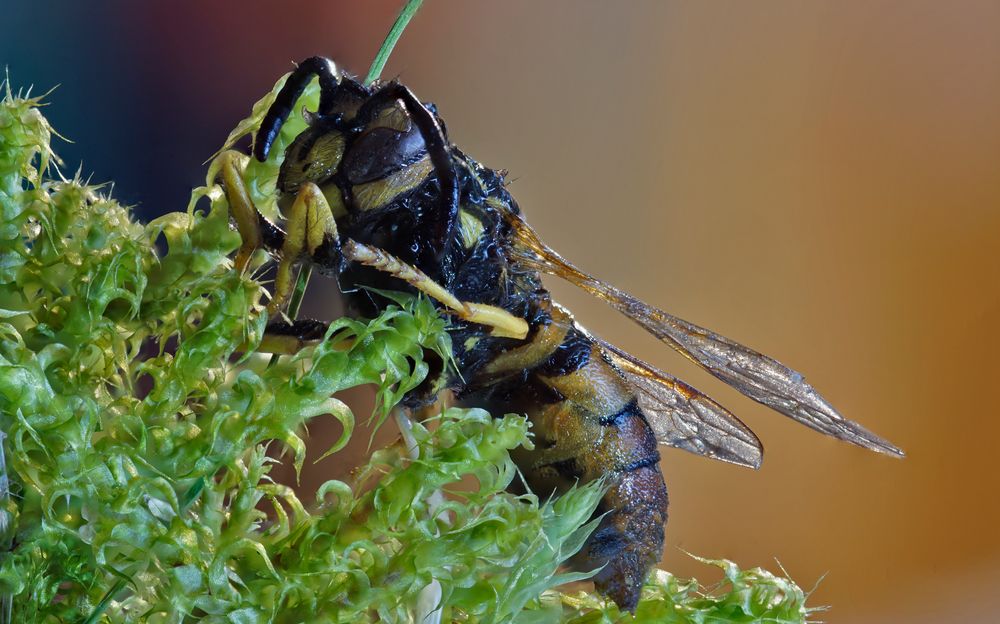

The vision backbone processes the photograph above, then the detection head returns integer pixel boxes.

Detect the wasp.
[213,57,904,611]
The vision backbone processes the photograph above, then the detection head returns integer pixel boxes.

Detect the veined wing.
[584,327,763,468]
[505,210,904,458]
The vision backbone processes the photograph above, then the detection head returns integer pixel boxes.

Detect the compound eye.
[277,128,346,193]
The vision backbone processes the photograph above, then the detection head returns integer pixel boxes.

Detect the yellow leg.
[214,149,338,315]
[269,182,339,315]
[213,150,261,273]
[341,239,529,340]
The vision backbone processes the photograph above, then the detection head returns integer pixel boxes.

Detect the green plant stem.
[365,0,425,87]
[287,265,313,318]
[82,579,126,624]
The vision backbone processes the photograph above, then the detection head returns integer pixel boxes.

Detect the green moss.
[0,85,816,623]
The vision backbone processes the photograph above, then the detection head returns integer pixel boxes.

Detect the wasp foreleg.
[255,56,342,162]
[214,151,336,355]
[268,182,342,315]
[214,149,342,314]
[214,150,263,273]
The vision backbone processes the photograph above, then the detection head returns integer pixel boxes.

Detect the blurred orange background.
[5,1,999,621]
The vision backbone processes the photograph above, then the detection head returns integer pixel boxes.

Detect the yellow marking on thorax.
[352,155,433,212]
[457,208,485,248]
[485,197,508,211]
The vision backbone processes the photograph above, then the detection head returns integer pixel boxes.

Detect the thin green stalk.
[81,579,126,624]
[269,264,312,367]
[286,265,313,319]
[365,0,425,87]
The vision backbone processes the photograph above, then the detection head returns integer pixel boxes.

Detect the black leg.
[258,318,332,355]
[265,318,329,341]
[257,211,287,253]
[353,83,460,270]
[255,56,341,162]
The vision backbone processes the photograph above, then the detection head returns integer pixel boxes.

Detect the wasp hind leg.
[339,240,529,340]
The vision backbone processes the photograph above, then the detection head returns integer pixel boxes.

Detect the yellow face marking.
[352,155,433,212]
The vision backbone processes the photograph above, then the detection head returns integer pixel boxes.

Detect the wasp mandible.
[213,56,904,611]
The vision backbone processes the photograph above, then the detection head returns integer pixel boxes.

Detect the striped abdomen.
[461,301,669,610]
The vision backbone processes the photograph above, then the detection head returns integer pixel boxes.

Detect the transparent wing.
[506,210,904,458]
[584,328,763,468]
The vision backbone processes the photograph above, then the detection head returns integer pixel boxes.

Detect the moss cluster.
[0,85,815,623]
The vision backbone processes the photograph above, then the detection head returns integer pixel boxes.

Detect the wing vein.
[505,209,904,458]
